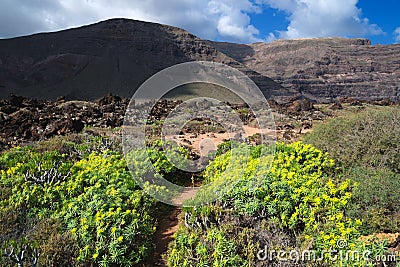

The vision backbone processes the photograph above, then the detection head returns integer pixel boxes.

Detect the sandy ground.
[165,125,274,155]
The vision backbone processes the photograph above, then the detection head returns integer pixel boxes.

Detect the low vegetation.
[167,142,379,266]
[0,105,398,266]
[0,137,183,266]
[304,106,400,235]
[303,106,400,172]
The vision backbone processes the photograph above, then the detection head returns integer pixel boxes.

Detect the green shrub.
[345,167,400,234]
[168,142,380,266]
[303,107,400,172]
[0,142,180,266]
[303,107,400,237]
[168,226,247,267]
[0,210,78,267]
[57,152,157,266]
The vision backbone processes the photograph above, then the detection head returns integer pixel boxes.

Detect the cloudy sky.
[0,0,399,44]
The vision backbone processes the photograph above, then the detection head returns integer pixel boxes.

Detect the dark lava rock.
[97,93,122,106]
[288,99,314,113]
[0,95,131,146]
[56,96,66,103]
[329,102,343,110]
[9,94,26,107]
[0,105,17,114]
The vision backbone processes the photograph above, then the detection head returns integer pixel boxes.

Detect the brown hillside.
[0,18,288,101]
[212,37,400,102]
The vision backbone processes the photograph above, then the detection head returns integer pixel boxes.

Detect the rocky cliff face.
[213,38,400,102]
[0,18,288,101]
[1,19,399,102]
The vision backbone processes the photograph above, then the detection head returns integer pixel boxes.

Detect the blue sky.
[356,0,399,44]
[247,0,399,44]
[0,0,399,44]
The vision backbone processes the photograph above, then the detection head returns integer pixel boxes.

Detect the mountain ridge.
[0,18,289,102]
[213,37,400,102]
[0,18,399,102]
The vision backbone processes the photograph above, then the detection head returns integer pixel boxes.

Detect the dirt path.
[149,128,267,266]
[151,207,181,266]
[150,178,203,266]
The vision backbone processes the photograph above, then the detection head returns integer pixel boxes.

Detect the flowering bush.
[168,142,378,266]
[0,141,181,266]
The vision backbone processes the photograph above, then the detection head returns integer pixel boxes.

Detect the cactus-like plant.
[23,161,70,186]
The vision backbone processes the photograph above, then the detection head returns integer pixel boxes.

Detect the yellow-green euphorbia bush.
[168,142,380,266]
[0,142,181,266]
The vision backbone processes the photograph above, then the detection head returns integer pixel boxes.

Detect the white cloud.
[0,0,385,43]
[263,0,383,40]
[265,32,277,42]
[208,0,263,42]
[0,0,265,43]
[0,0,64,37]
[395,27,400,43]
